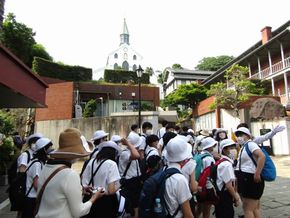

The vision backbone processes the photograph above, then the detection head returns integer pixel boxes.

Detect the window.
[123,53,128,60]
[133,55,137,60]
[114,63,118,69]
[133,64,137,71]
[114,53,118,59]
[122,61,129,70]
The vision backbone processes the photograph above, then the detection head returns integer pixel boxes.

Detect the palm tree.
[0,0,5,29]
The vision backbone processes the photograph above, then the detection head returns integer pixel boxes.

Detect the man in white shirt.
[157,120,168,139]
[138,122,153,160]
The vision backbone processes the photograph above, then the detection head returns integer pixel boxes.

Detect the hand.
[254,173,261,183]
[90,190,105,203]
[121,138,129,146]
[233,193,241,207]
[273,125,286,134]
[83,186,93,195]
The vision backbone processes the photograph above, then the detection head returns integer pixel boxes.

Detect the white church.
[105,19,143,71]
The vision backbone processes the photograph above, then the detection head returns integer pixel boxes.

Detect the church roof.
[122,18,129,35]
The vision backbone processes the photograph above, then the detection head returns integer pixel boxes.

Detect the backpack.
[197,158,227,205]
[244,143,276,181]
[7,159,40,211]
[139,167,181,218]
[193,153,211,181]
[8,150,31,185]
[80,148,98,177]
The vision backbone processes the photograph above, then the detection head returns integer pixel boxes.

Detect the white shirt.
[164,163,192,218]
[216,156,236,191]
[201,151,215,171]
[17,149,33,169]
[181,159,196,184]
[145,147,159,160]
[157,127,166,139]
[119,150,140,179]
[138,134,147,151]
[81,159,120,194]
[26,160,43,198]
[36,164,92,218]
[236,140,260,174]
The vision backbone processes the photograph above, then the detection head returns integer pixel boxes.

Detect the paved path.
[1,156,290,218]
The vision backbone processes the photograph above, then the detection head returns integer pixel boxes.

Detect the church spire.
[120,18,129,45]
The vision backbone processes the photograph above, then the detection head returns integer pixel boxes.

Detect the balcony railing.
[250,56,290,79]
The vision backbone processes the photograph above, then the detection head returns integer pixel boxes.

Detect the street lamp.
[136,65,144,131]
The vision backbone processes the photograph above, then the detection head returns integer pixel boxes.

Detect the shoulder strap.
[25,160,42,197]
[34,165,68,215]
[244,142,257,167]
[89,159,107,186]
[24,150,31,164]
[122,161,132,179]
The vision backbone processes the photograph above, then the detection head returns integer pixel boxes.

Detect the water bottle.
[154,198,162,214]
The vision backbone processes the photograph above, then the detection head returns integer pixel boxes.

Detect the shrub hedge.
[104,69,149,84]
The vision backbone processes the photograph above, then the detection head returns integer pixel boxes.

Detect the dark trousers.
[214,190,234,218]
[22,197,36,218]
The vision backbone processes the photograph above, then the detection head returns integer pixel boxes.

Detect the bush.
[32,57,92,81]
[83,99,97,118]
[104,69,149,84]
[0,110,16,135]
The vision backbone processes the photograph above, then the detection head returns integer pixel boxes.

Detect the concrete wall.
[35,111,159,148]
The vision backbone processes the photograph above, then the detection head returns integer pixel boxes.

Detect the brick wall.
[35,82,73,121]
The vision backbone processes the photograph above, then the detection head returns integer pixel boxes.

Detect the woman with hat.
[215,139,241,218]
[235,127,265,218]
[35,128,103,218]
[81,140,122,218]
[22,137,52,218]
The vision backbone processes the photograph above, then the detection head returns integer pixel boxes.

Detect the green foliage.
[0,137,14,174]
[0,13,52,67]
[83,99,97,118]
[145,67,154,76]
[195,55,234,71]
[163,82,208,109]
[172,63,183,70]
[207,64,268,116]
[31,44,53,61]
[141,102,154,111]
[104,69,149,84]
[32,57,92,81]
[249,79,272,95]
[0,110,16,135]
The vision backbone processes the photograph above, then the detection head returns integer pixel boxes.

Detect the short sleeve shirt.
[17,149,33,169]
[145,147,160,160]
[181,159,196,184]
[118,150,140,179]
[201,151,215,171]
[139,134,147,151]
[26,160,43,198]
[216,156,236,191]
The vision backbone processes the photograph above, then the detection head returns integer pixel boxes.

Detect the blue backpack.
[193,153,211,181]
[139,167,181,218]
[244,143,276,182]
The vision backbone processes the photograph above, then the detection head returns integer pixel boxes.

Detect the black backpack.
[7,159,40,211]
[139,167,181,218]
[7,150,30,185]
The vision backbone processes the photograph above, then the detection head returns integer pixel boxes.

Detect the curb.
[0,199,9,211]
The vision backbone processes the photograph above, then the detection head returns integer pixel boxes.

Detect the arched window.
[114,53,118,59]
[133,64,137,71]
[114,63,118,69]
[133,55,137,60]
[122,61,129,70]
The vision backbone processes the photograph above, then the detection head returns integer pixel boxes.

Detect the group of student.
[12,120,285,218]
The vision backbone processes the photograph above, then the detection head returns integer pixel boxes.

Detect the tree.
[0,0,5,29]
[163,82,208,109]
[172,63,183,70]
[144,67,154,76]
[207,64,268,116]
[0,13,52,67]
[195,55,234,71]
[83,99,97,118]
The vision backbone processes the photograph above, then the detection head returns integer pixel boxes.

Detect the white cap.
[111,135,122,143]
[98,141,122,155]
[195,135,206,146]
[35,138,51,151]
[26,132,43,144]
[235,127,252,137]
[201,137,217,150]
[220,139,236,152]
[127,131,141,147]
[91,130,109,141]
[188,129,194,134]
[165,136,189,162]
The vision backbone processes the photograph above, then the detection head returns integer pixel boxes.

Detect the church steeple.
[120,18,130,45]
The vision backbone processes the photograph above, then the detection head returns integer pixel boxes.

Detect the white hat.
[201,137,217,150]
[91,130,109,141]
[186,143,193,158]
[235,127,252,137]
[165,136,189,162]
[127,131,141,147]
[98,141,122,155]
[188,129,194,134]
[26,132,43,144]
[195,135,206,146]
[35,138,52,151]
[111,135,122,143]
[220,139,236,151]
[214,128,227,136]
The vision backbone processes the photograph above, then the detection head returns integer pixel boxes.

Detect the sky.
[4,0,290,81]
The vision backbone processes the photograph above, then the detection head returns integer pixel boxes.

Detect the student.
[214,128,228,154]
[138,121,153,160]
[18,133,43,173]
[157,120,168,139]
[235,127,265,218]
[111,135,122,146]
[118,132,141,218]
[144,134,161,177]
[196,137,217,218]
[130,124,139,134]
[22,138,52,218]
[164,137,195,218]
[90,130,109,159]
[36,128,103,218]
[82,141,121,218]
[159,131,177,166]
[215,139,241,218]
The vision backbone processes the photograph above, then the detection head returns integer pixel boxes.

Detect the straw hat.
[49,128,93,159]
